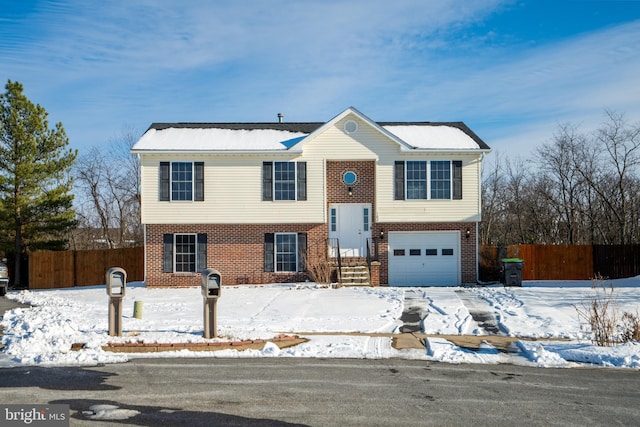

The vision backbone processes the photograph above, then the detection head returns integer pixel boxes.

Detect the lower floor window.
[264,232,307,273]
[175,234,196,272]
[163,233,207,273]
[276,233,297,272]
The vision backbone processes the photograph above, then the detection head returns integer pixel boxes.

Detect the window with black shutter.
[194,162,204,201]
[452,160,462,200]
[264,233,275,272]
[162,233,207,273]
[160,162,170,201]
[159,161,204,202]
[163,234,173,272]
[394,160,463,200]
[262,161,306,201]
[394,161,405,200]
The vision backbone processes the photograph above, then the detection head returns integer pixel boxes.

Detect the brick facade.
[145,159,478,287]
[146,223,327,287]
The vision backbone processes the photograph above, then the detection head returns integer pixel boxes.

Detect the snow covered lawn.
[1,278,639,368]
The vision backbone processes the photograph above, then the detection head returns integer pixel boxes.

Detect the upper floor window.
[394,160,462,200]
[172,162,193,201]
[430,161,451,200]
[262,161,307,201]
[274,162,296,201]
[406,161,427,200]
[159,161,204,202]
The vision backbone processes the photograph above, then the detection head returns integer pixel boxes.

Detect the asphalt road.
[0,295,29,315]
[1,358,639,426]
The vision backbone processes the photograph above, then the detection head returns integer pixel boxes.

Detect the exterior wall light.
[380,230,384,240]
[348,187,353,196]
[466,228,471,239]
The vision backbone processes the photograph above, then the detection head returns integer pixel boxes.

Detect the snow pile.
[1,279,640,368]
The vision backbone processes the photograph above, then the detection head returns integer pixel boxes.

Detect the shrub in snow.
[575,279,640,346]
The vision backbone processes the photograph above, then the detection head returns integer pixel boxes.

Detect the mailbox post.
[106,267,127,337]
[201,268,221,338]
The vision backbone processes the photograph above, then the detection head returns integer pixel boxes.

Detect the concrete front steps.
[338,261,371,286]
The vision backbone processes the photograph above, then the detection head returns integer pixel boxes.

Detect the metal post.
[203,298,218,339]
[108,297,123,336]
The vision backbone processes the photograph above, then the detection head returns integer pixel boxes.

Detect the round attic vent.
[344,120,358,134]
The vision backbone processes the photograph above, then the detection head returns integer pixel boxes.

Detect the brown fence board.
[594,244,640,279]
[29,251,74,289]
[508,244,593,281]
[482,244,638,281]
[29,247,143,289]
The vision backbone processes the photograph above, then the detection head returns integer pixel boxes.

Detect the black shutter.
[262,162,273,201]
[452,160,462,200]
[163,234,173,273]
[197,233,207,271]
[194,162,204,201]
[264,233,274,272]
[394,161,405,200]
[297,162,307,201]
[297,233,307,272]
[160,162,170,201]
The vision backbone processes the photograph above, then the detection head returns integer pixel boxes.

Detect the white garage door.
[388,231,460,286]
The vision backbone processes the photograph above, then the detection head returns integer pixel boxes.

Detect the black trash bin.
[501,258,524,287]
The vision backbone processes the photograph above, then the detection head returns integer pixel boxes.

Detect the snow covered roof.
[131,110,490,153]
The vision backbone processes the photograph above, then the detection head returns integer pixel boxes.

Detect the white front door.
[329,204,372,257]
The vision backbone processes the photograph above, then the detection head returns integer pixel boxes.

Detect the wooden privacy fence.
[29,247,144,289]
[480,244,640,281]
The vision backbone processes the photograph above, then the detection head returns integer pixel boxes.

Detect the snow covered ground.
[1,278,639,368]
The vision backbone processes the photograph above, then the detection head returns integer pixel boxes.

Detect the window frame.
[160,161,204,202]
[262,161,307,202]
[429,160,452,200]
[174,233,197,273]
[395,160,461,200]
[275,232,298,273]
[406,161,427,200]
[163,233,207,273]
[273,161,297,201]
[171,161,194,201]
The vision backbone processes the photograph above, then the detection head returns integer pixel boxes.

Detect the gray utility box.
[201,268,222,299]
[501,258,524,287]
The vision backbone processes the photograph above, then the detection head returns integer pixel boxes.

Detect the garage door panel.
[388,232,460,287]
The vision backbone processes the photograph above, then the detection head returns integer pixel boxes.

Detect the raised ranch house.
[131,107,490,287]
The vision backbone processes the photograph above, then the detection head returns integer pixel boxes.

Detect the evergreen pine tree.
[0,80,77,287]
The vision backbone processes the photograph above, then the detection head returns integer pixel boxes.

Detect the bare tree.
[569,112,640,244]
[72,126,141,249]
[483,111,640,247]
[536,123,589,244]
[480,152,504,245]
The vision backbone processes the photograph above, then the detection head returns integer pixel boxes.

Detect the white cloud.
[2,0,639,156]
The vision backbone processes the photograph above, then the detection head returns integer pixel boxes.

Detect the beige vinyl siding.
[138,113,485,225]
[301,117,391,160]
[376,154,483,223]
[140,154,325,224]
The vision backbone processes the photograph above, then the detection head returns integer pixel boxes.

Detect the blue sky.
[2,0,640,159]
